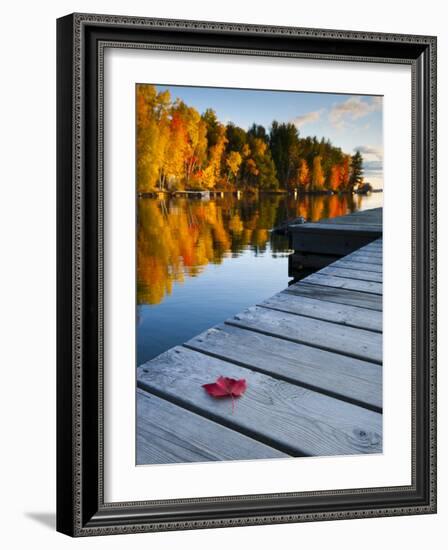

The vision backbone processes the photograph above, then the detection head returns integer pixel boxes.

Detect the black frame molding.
[57,13,437,537]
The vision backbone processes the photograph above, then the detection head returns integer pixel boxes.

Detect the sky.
[154,84,383,188]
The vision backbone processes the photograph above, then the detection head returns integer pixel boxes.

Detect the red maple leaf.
[202,376,247,412]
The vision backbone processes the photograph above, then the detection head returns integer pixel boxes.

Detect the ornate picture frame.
[56,13,436,536]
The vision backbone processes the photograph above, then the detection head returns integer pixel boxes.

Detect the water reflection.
[137,192,378,306]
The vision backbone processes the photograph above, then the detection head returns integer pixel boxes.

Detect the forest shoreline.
[137,188,383,199]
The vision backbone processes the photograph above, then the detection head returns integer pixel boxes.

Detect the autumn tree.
[340,154,351,191]
[163,110,188,188]
[311,155,325,191]
[297,159,310,191]
[136,84,356,194]
[226,151,243,184]
[225,123,248,153]
[136,85,171,192]
[201,109,227,188]
[172,101,208,187]
[247,123,269,144]
[243,130,279,190]
[329,164,342,191]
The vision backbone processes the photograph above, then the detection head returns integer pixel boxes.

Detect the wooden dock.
[137,235,383,464]
[288,207,382,274]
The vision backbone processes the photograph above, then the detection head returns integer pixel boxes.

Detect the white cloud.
[355,145,383,161]
[354,145,383,176]
[292,110,322,128]
[329,96,382,129]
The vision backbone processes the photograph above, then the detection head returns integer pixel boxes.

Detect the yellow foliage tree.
[329,164,342,191]
[297,159,310,190]
[226,151,243,184]
[311,155,325,191]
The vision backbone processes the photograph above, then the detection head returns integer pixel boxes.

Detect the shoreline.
[138,188,383,199]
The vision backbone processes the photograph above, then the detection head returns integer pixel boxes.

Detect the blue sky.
[154,84,383,188]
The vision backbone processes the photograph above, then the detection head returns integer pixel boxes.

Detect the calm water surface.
[137,192,382,365]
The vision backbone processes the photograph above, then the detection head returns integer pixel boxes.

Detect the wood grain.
[319,266,382,283]
[285,282,382,310]
[137,347,383,457]
[226,305,382,363]
[259,291,382,331]
[186,324,382,410]
[334,260,382,273]
[301,273,383,295]
[344,252,382,264]
[137,389,286,464]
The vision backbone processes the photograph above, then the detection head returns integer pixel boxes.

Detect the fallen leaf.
[202,376,247,412]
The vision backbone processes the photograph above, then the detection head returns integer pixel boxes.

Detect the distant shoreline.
[138,188,383,199]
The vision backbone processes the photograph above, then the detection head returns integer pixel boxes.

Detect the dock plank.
[137,389,286,464]
[358,246,382,254]
[227,306,382,363]
[137,347,382,457]
[320,266,382,283]
[344,252,382,264]
[285,282,382,310]
[336,256,382,266]
[335,260,382,273]
[352,242,382,251]
[186,324,382,410]
[349,251,383,259]
[259,291,382,331]
[301,273,383,295]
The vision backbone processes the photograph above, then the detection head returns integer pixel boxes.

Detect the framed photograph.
[56,13,437,536]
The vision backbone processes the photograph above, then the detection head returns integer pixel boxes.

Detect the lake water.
[137,192,383,365]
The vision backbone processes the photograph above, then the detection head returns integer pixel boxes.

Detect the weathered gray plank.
[344,252,382,264]
[301,273,383,295]
[186,324,382,410]
[337,255,382,266]
[363,244,382,250]
[227,306,382,363]
[335,260,382,273]
[285,282,382,311]
[362,239,382,247]
[320,266,382,283]
[137,347,382,456]
[137,389,286,464]
[347,249,383,258]
[359,245,382,254]
[259,291,382,331]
